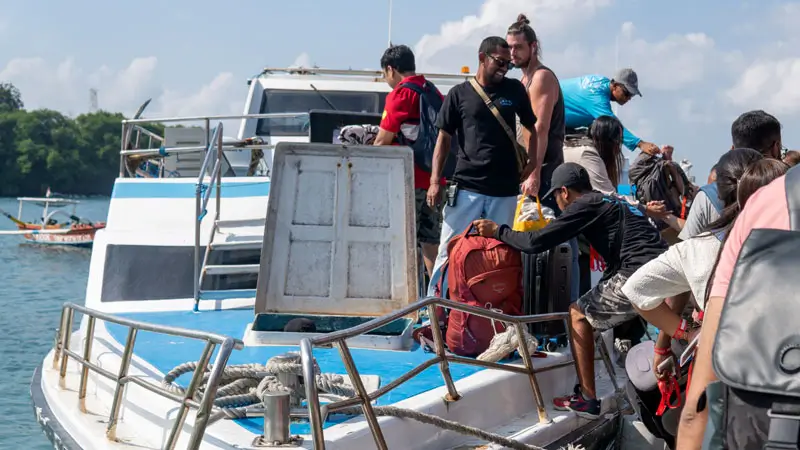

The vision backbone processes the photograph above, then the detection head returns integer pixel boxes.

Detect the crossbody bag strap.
[468,77,527,172]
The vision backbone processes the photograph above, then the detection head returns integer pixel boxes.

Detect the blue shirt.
[560,74,642,151]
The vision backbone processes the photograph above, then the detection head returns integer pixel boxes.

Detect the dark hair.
[589,116,624,189]
[784,150,800,167]
[709,164,718,174]
[380,45,416,73]
[507,14,541,57]
[479,36,510,55]
[731,110,781,156]
[702,149,788,306]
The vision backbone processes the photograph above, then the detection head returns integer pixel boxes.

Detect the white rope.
[163,352,595,450]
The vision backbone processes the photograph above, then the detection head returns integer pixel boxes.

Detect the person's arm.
[430,130,452,186]
[526,70,556,176]
[373,128,396,145]
[678,192,711,240]
[375,89,412,146]
[427,90,460,206]
[516,81,539,181]
[494,201,596,253]
[661,213,686,232]
[622,244,691,312]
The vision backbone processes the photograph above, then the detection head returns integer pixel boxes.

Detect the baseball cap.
[542,162,592,199]
[613,68,642,97]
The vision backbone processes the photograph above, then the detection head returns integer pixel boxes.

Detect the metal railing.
[193,123,225,308]
[118,112,308,178]
[300,297,620,450]
[51,302,244,450]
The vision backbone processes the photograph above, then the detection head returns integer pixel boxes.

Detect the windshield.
[257,89,387,136]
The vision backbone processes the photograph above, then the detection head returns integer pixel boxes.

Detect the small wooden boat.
[0,191,105,247]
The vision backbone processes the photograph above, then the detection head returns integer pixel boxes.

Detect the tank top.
[515,65,566,191]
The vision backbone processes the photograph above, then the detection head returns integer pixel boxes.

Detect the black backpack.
[396,81,457,179]
[710,166,800,449]
[628,153,692,221]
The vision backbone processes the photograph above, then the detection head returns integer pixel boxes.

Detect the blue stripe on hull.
[111,180,270,199]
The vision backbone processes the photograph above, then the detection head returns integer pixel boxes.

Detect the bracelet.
[654,346,672,356]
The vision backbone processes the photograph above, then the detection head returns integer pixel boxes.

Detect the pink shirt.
[709,175,791,299]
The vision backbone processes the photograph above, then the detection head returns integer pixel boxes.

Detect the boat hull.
[19,224,104,247]
[30,364,81,450]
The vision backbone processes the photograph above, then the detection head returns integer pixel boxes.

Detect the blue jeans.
[426,189,517,297]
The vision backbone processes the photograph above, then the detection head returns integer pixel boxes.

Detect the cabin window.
[257,89,387,136]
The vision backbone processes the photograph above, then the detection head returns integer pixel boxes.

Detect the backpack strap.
[398,81,426,96]
[467,77,527,173]
[766,402,800,449]
[699,183,723,214]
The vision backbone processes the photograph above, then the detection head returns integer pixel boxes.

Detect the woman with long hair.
[622,150,789,376]
[563,115,624,194]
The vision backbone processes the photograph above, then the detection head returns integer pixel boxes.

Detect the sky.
[2,0,799,177]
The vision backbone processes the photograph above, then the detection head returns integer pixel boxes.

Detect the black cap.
[542,162,592,199]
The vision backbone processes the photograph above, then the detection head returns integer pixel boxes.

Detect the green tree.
[0,82,23,113]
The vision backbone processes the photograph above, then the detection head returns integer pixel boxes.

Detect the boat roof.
[17,197,80,205]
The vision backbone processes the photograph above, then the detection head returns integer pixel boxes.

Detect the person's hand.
[427,183,442,209]
[472,219,498,238]
[521,170,540,197]
[639,141,661,156]
[661,145,674,160]
[520,162,536,181]
[645,200,669,219]
[653,347,675,380]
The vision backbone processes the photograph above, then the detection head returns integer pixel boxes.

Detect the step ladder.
[197,217,267,302]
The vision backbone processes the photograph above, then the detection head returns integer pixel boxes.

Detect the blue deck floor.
[107,308,485,435]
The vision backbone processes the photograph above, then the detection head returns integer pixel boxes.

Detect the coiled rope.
[162,352,590,450]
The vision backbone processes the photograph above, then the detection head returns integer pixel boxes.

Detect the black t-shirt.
[436,78,536,197]
[495,192,667,279]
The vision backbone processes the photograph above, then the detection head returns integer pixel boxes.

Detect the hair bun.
[516,14,530,25]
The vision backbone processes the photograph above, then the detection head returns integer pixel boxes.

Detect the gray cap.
[613,68,642,97]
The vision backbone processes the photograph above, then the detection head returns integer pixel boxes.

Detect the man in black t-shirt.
[474,163,667,419]
[425,36,538,296]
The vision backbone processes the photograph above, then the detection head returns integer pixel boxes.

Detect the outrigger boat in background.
[0,191,106,247]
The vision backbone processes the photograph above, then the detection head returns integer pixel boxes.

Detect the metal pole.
[52,307,67,369]
[119,123,126,177]
[106,328,138,441]
[335,341,388,450]
[262,391,291,444]
[301,339,326,449]
[187,338,236,449]
[58,307,75,389]
[78,316,96,413]
[426,304,460,401]
[215,124,222,222]
[514,323,550,424]
[194,180,202,308]
[164,341,215,450]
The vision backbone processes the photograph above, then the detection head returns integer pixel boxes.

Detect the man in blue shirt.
[561,68,661,155]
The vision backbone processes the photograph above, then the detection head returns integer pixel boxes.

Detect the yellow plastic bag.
[513,195,551,232]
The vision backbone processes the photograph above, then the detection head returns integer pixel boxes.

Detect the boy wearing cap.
[560,68,663,156]
[473,162,667,418]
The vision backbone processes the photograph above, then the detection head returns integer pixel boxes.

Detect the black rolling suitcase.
[522,242,573,351]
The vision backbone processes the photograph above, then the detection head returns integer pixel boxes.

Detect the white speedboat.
[30,67,628,450]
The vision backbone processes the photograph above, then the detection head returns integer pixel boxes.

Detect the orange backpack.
[443,225,524,356]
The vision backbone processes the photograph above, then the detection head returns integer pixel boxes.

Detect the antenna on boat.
[387,0,393,47]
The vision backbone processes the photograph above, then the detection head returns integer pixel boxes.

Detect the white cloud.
[725,57,800,115]
[414,0,613,72]
[0,56,240,120]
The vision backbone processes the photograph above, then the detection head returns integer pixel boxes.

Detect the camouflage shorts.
[576,273,638,331]
[414,188,443,245]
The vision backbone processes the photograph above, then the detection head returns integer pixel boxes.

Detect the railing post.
[106,328,138,442]
[58,307,75,389]
[426,303,460,402]
[186,338,236,450]
[301,339,326,449]
[194,179,202,307]
[335,340,388,450]
[215,124,222,222]
[164,341,215,450]
[513,323,550,424]
[78,316,96,412]
[119,123,127,177]
[52,307,67,369]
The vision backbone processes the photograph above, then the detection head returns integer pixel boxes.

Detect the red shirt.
[380,74,446,190]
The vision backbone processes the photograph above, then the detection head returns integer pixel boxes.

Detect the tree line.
[0,82,162,196]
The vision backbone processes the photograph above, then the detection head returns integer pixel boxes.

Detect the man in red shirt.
[374,45,445,277]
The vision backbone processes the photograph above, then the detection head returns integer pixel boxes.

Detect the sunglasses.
[486,54,513,69]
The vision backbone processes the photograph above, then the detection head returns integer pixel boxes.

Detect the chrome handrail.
[300,296,619,450]
[193,123,224,308]
[51,302,244,450]
[122,112,308,125]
